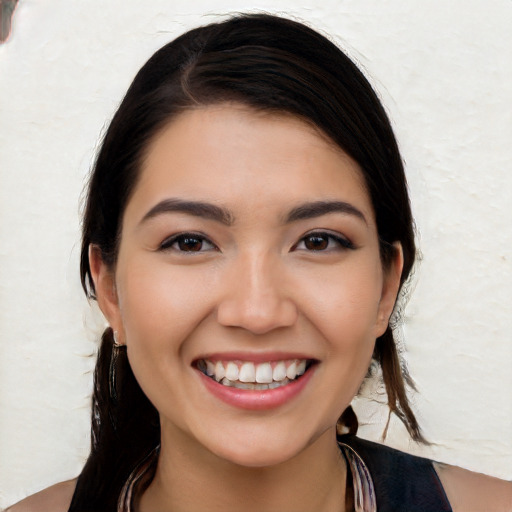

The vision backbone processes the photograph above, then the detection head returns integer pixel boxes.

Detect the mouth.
[195,358,316,391]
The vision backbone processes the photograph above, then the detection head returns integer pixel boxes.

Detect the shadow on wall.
[1,0,19,43]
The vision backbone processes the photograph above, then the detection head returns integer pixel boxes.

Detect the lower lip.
[198,366,316,411]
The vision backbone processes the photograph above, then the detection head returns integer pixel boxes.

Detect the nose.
[216,253,298,335]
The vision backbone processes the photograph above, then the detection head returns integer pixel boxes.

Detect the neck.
[139,425,348,512]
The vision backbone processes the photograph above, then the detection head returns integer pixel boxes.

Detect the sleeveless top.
[115,435,452,512]
[341,436,452,512]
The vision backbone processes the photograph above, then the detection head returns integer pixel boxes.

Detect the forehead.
[127,104,373,223]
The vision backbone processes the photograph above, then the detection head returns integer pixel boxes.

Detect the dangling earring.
[109,329,124,404]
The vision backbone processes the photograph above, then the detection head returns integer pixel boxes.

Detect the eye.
[293,232,355,252]
[159,233,217,253]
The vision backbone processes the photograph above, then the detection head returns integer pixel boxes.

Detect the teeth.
[223,378,291,390]
[225,362,239,381]
[286,361,297,380]
[214,361,225,381]
[239,362,256,382]
[234,381,252,390]
[272,361,287,381]
[200,359,311,386]
[206,360,215,376]
[255,362,273,383]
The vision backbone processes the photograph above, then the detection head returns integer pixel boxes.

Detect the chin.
[203,425,318,469]
[214,443,299,468]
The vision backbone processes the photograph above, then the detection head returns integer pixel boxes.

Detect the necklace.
[339,441,377,512]
[118,442,376,512]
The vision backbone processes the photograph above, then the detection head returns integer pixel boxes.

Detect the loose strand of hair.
[375,328,426,444]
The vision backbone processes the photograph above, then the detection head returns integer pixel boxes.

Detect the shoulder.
[339,436,512,512]
[339,435,452,511]
[339,435,512,512]
[435,462,512,512]
[5,479,77,512]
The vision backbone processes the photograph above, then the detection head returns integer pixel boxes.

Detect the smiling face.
[91,104,402,468]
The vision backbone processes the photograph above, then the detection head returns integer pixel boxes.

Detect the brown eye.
[304,234,329,251]
[293,232,355,252]
[159,233,216,253]
[177,237,204,251]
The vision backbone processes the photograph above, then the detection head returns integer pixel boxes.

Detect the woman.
[8,13,511,512]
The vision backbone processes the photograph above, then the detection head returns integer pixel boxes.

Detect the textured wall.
[1,0,511,507]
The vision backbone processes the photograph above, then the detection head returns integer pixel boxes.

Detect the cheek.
[294,258,382,402]
[297,259,384,346]
[113,257,221,415]
[115,257,217,355]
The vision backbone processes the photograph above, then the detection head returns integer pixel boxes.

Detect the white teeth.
[200,359,310,385]
[214,361,225,381]
[239,362,256,382]
[286,361,297,380]
[272,361,287,381]
[255,362,273,383]
[206,360,215,376]
[225,362,239,381]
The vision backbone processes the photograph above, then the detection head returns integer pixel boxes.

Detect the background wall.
[1,0,511,507]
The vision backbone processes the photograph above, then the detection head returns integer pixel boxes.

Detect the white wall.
[1,0,511,507]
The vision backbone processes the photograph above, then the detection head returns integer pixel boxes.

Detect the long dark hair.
[72,13,422,511]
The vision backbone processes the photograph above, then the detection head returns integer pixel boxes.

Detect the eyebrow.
[285,200,367,224]
[139,198,234,226]
[139,198,366,227]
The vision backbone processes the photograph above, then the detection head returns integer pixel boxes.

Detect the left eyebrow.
[139,198,234,226]
[284,200,367,225]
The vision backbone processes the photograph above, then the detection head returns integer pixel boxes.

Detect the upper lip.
[193,351,318,364]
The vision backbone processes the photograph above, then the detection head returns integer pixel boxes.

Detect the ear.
[89,244,124,343]
[375,242,404,337]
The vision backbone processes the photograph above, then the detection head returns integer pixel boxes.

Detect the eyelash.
[159,231,354,253]
[292,231,355,252]
[159,232,217,253]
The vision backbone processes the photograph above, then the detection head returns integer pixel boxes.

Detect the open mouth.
[195,358,316,390]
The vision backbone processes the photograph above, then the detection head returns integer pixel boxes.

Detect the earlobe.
[375,242,404,337]
[88,244,123,332]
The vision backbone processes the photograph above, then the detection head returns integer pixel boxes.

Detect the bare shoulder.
[435,462,512,512]
[5,479,77,512]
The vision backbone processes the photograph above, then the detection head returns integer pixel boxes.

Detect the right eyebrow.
[138,198,234,226]
[284,200,367,225]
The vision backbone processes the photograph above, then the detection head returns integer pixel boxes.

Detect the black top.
[69,435,453,511]
[339,435,453,512]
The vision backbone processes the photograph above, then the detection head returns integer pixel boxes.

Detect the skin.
[7,105,512,511]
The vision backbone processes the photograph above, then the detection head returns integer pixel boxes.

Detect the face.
[92,104,402,468]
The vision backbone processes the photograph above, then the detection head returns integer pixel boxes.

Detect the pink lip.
[197,364,316,411]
